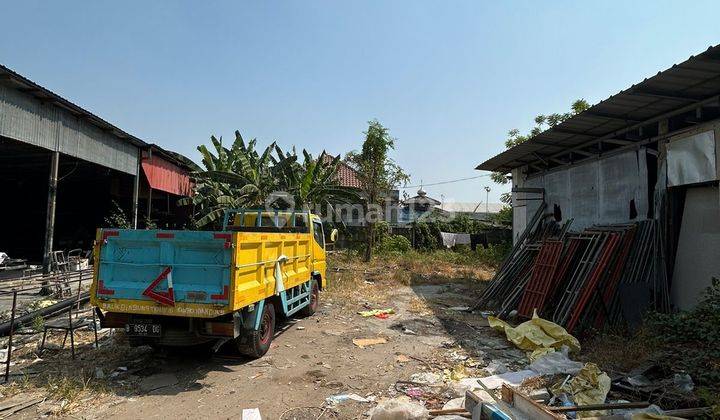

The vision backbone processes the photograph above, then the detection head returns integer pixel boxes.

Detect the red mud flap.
[143,266,175,306]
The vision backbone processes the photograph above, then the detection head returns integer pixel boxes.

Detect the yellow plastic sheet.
[488,310,581,354]
[551,363,611,418]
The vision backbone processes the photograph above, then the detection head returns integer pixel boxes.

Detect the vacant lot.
[0,251,509,419]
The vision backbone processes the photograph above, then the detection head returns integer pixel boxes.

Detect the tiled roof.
[322,154,362,188]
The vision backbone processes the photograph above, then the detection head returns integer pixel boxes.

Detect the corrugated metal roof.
[0,63,147,148]
[477,45,720,173]
[438,202,505,213]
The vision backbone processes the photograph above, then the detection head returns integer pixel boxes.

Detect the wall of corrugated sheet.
[0,84,138,175]
[512,149,649,239]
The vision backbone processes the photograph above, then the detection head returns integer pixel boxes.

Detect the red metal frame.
[566,232,621,333]
[517,240,564,318]
[592,228,636,329]
[551,238,581,292]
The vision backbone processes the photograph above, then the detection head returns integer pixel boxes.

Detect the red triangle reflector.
[143,266,175,306]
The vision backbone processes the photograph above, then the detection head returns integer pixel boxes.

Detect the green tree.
[346,120,409,261]
[181,132,281,228]
[273,149,360,213]
[493,99,589,203]
[182,131,359,229]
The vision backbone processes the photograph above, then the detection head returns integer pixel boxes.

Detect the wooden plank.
[501,385,564,420]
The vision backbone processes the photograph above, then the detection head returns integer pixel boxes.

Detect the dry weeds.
[579,332,653,374]
[325,250,494,308]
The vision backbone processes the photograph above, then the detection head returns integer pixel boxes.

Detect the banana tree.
[274,148,360,217]
[182,131,283,228]
[182,130,359,229]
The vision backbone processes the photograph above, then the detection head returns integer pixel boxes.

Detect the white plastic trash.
[370,397,429,420]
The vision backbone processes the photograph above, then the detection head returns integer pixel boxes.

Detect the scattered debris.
[369,397,429,420]
[409,372,441,385]
[550,363,611,417]
[358,308,395,318]
[395,354,410,363]
[484,361,508,375]
[488,311,581,357]
[527,346,583,375]
[673,373,694,393]
[296,326,305,330]
[241,407,262,420]
[352,337,387,348]
[325,393,370,406]
[443,363,468,381]
[478,370,537,390]
[401,327,417,335]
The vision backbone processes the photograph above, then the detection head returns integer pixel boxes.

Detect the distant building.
[438,202,505,222]
[399,187,441,224]
[399,187,503,224]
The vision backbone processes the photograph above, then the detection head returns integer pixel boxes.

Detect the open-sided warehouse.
[477,45,720,310]
[0,64,193,270]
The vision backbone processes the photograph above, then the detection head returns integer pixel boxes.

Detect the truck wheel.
[299,280,319,317]
[237,302,275,358]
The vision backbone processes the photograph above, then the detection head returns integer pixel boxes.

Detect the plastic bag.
[528,346,584,375]
[551,363,611,418]
[488,310,581,355]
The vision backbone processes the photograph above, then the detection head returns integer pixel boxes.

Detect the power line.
[403,173,492,188]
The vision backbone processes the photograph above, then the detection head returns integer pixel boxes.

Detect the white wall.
[671,185,720,310]
[512,149,648,236]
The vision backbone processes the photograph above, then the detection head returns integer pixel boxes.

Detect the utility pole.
[484,186,491,215]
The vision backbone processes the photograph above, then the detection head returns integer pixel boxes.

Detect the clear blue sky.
[2,1,719,203]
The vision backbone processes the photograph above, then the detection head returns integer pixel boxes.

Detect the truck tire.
[237,302,275,358]
[299,279,320,317]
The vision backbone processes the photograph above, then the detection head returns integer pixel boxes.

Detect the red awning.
[141,153,192,196]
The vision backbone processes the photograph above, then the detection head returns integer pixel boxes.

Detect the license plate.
[125,323,161,337]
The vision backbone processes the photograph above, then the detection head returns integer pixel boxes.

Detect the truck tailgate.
[96,230,232,307]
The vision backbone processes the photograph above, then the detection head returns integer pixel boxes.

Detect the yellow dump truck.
[90,209,336,357]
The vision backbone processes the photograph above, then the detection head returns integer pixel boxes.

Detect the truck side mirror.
[330,229,339,243]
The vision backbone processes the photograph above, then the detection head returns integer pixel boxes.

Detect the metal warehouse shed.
[0,64,193,271]
[476,45,720,310]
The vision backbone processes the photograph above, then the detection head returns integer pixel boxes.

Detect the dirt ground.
[0,253,529,419]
